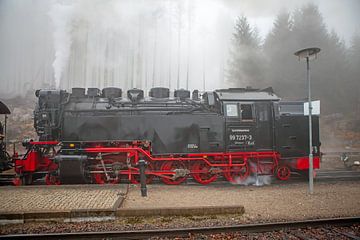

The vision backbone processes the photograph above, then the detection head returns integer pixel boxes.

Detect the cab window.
[240,104,254,121]
[225,103,239,117]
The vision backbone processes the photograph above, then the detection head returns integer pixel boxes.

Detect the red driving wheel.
[276,165,291,180]
[224,163,250,183]
[130,162,154,184]
[161,161,188,185]
[191,161,217,185]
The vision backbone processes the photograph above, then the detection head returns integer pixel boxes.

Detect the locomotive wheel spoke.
[130,162,154,184]
[224,163,250,183]
[276,165,291,180]
[191,161,217,185]
[160,161,188,185]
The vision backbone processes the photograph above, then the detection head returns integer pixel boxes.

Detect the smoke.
[232,174,272,186]
[43,0,234,92]
[230,162,273,186]
[49,1,76,89]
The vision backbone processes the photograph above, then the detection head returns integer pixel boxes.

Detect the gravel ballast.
[123,181,360,221]
[1,180,359,235]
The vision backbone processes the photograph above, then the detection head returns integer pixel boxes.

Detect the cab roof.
[215,87,280,101]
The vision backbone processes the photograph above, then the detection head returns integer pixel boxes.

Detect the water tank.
[149,87,170,98]
[102,87,122,98]
[72,88,86,98]
[174,89,190,100]
[87,88,100,97]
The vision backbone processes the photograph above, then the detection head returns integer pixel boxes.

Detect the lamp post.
[294,47,321,194]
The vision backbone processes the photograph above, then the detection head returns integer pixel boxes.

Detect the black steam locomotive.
[13,87,321,185]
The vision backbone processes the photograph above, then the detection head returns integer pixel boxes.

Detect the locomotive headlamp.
[294,47,321,195]
[69,143,75,148]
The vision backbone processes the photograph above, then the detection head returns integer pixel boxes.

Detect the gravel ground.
[1,180,360,235]
[123,181,360,221]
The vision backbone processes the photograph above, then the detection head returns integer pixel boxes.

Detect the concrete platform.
[1,181,359,224]
[0,185,127,223]
[0,185,126,212]
[0,184,245,223]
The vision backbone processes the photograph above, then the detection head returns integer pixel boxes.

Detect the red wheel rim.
[45,174,60,185]
[130,162,154,184]
[192,161,217,185]
[161,161,187,185]
[276,166,291,180]
[224,163,249,183]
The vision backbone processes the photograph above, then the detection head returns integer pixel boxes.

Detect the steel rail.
[1,217,359,239]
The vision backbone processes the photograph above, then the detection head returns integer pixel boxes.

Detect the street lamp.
[294,47,321,194]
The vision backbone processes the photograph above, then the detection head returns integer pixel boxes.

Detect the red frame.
[13,141,319,185]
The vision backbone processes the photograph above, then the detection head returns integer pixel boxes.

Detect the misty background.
[0,0,359,146]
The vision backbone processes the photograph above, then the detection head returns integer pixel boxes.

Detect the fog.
[0,0,233,96]
[0,0,359,107]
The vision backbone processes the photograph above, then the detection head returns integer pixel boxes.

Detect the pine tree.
[227,16,265,87]
[263,11,297,94]
[292,4,349,114]
[263,4,351,114]
[292,4,328,48]
[348,34,360,117]
[264,11,293,52]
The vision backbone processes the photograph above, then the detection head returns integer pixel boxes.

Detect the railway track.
[316,169,360,180]
[1,217,359,239]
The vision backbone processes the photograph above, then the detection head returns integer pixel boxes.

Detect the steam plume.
[49,1,76,88]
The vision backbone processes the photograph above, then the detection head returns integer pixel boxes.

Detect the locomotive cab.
[215,88,279,153]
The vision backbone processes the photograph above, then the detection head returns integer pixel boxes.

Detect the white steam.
[49,1,76,89]
[232,174,272,186]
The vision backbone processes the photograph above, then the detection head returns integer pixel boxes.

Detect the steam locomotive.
[12,87,320,185]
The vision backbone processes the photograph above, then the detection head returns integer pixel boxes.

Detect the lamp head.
[294,47,321,60]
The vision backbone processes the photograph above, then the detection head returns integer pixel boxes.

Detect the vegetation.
[228,3,360,116]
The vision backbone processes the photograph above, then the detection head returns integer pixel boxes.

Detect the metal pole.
[4,115,7,149]
[139,159,147,197]
[307,57,314,194]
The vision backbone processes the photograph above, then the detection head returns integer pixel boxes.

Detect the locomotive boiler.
[13,87,321,185]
